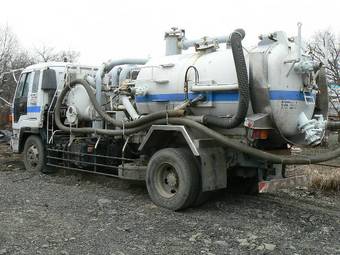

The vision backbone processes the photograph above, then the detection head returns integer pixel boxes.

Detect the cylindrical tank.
[66,84,95,123]
[135,49,248,118]
[249,32,315,138]
[135,31,316,139]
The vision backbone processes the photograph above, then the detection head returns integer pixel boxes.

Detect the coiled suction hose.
[203,29,249,129]
[55,79,184,132]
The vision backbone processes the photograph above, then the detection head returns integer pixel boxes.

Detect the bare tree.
[307,30,340,84]
[11,50,36,69]
[35,46,80,63]
[34,45,58,62]
[57,50,80,63]
[307,30,340,119]
[0,25,81,128]
[0,25,19,73]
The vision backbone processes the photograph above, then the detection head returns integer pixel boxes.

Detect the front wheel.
[23,135,51,174]
[146,148,200,211]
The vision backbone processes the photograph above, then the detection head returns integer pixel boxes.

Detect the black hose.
[327,121,340,130]
[203,29,249,129]
[184,66,199,100]
[55,79,184,129]
[167,117,340,165]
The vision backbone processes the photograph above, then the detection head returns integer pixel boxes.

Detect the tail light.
[251,129,269,140]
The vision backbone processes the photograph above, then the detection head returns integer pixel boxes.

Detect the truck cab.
[11,62,97,154]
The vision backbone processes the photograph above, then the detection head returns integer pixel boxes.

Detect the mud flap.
[198,147,227,192]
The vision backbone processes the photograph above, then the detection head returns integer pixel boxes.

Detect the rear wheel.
[23,135,52,174]
[146,148,200,211]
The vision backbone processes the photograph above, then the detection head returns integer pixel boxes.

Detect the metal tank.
[134,26,325,145]
[135,49,247,117]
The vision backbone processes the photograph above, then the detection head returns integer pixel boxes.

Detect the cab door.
[13,72,33,123]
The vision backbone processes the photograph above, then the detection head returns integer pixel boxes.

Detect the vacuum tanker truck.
[7,25,339,210]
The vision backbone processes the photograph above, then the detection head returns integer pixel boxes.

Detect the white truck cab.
[11,62,97,153]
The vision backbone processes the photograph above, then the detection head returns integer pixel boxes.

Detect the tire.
[23,135,52,174]
[146,148,200,211]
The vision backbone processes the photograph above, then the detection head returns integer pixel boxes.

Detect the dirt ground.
[0,143,339,255]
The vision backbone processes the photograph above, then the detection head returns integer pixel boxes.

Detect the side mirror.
[41,68,57,90]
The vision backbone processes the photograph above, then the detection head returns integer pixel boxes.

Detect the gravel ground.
[0,144,339,255]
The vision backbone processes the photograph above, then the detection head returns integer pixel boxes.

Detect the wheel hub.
[27,145,39,168]
[154,163,179,198]
[166,172,178,187]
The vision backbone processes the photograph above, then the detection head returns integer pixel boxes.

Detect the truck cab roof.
[23,62,98,73]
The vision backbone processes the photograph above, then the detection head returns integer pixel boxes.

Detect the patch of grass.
[306,166,340,192]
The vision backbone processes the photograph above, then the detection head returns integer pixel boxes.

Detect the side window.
[15,73,27,98]
[32,70,41,93]
[22,72,33,97]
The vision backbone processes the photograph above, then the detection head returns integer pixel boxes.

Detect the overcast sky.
[1,0,339,65]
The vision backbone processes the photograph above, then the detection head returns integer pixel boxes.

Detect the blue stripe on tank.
[136,90,314,103]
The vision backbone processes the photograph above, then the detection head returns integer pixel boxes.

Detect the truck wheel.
[23,135,50,174]
[146,148,200,211]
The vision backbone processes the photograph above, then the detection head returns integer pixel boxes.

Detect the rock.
[247,233,258,240]
[237,238,250,247]
[189,233,202,242]
[60,250,69,255]
[108,209,117,215]
[214,240,228,247]
[98,198,111,207]
[203,238,212,245]
[42,244,49,248]
[0,248,7,255]
[256,244,265,251]
[264,243,276,251]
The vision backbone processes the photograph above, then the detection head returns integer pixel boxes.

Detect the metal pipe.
[104,59,148,74]
[191,84,238,92]
[119,65,137,85]
[94,59,148,128]
[297,22,302,59]
[121,95,140,120]
[110,66,122,86]
[180,29,245,50]
[181,35,228,50]
[85,75,96,88]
